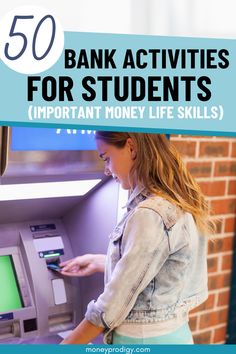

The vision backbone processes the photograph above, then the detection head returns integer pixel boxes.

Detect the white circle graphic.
[0,6,64,74]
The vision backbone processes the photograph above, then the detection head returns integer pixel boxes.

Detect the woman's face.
[96,138,135,190]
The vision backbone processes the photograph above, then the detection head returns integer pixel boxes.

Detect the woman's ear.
[131,150,137,160]
[126,138,137,160]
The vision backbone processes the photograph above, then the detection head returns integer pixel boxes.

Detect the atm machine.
[0,219,76,343]
[0,127,127,343]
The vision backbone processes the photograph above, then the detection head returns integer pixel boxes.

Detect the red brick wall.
[171,135,236,344]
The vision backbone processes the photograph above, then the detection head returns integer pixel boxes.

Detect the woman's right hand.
[59,254,106,277]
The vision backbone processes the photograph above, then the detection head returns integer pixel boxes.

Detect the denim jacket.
[85,186,208,343]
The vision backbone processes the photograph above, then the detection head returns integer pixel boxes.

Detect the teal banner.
[0,30,236,136]
[0,345,235,354]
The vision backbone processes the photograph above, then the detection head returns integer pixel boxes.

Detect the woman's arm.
[60,254,106,277]
[61,319,104,344]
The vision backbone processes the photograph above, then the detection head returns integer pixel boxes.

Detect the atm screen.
[0,256,23,312]
[11,127,96,151]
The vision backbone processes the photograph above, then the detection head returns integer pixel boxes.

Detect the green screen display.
[0,255,23,313]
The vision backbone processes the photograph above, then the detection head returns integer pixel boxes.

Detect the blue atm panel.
[11,128,96,151]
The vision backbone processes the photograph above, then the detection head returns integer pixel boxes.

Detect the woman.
[60,132,214,344]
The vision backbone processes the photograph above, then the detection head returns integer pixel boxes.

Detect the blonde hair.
[96,131,215,235]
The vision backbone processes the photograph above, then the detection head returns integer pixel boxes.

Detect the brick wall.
[171,135,236,344]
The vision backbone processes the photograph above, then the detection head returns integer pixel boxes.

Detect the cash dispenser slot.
[0,320,20,340]
[48,312,73,332]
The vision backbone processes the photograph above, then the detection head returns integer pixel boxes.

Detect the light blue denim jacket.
[85,186,208,343]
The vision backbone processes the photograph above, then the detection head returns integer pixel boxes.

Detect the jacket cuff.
[85,300,109,329]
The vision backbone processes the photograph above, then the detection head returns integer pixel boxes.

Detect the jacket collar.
[125,185,150,211]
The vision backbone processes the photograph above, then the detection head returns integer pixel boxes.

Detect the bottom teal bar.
[0,345,235,354]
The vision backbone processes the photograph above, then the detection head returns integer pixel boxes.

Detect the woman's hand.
[60,254,106,277]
